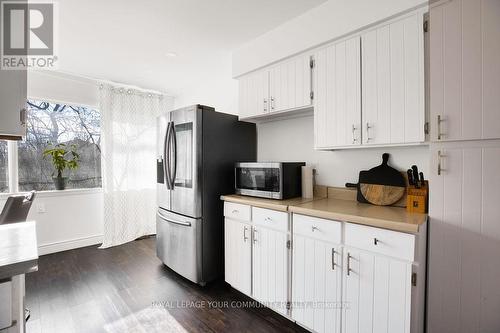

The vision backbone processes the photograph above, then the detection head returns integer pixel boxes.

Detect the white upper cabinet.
[314,36,361,149]
[238,69,269,119]
[430,0,500,142]
[0,68,27,139]
[361,10,426,146]
[238,54,312,120]
[269,54,312,113]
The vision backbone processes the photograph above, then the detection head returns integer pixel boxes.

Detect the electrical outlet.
[37,203,46,214]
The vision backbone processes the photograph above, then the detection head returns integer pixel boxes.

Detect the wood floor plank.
[26,237,308,333]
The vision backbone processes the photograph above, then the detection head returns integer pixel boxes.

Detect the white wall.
[233,0,427,76]
[0,190,103,255]
[257,116,429,187]
[28,70,99,107]
[174,53,238,115]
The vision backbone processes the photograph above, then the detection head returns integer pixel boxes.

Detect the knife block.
[406,181,428,214]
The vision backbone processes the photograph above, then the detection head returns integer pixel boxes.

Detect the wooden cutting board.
[358,153,406,206]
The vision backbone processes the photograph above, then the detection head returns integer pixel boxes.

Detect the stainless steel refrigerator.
[156,105,256,285]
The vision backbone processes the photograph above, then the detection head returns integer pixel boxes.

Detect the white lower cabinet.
[224,203,425,333]
[292,233,342,333]
[224,218,252,295]
[342,248,412,333]
[252,224,288,315]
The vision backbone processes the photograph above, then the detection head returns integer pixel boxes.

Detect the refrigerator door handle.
[170,121,177,189]
[163,122,172,189]
[157,210,192,227]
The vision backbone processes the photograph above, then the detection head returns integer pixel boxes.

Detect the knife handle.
[407,170,414,186]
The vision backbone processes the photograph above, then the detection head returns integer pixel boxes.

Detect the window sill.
[0,187,103,200]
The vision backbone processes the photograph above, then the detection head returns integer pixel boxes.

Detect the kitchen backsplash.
[257,115,429,187]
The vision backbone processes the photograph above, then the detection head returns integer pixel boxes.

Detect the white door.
[314,36,361,149]
[361,10,425,145]
[342,248,412,333]
[238,70,269,119]
[430,0,500,142]
[292,235,342,333]
[252,225,288,315]
[269,54,311,113]
[224,219,252,295]
[428,142,500,333]
[0,67,27,138]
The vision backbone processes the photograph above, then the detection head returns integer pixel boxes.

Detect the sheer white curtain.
[99,84,172,248]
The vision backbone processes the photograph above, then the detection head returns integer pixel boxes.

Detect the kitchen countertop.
[220,194,323,212]
[221,188,427,233]
[289,198,427,234]
[0,221,38,280]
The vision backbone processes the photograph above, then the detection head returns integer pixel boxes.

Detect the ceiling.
[56,0,327,95]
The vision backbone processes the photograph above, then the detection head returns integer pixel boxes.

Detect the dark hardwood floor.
[25,237,308,333]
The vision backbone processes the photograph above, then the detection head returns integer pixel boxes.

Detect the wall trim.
[38,235,103,256]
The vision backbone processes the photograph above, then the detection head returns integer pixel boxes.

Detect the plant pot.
[53,177,68,190]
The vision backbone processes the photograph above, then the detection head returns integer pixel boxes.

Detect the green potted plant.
[43,143,80,190]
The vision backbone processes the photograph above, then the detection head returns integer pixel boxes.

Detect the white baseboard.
[38,235,103,256]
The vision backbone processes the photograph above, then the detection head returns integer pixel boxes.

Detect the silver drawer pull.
[374,238,379,245]
[312,226,318,232]
[232,209,239,214]
[265,217,273,222]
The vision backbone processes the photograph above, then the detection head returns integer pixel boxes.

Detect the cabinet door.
[224,219,251,295]
[430,0,500,142]
[269,54,312,113]
[343,248,412,333]
[292,235,342,333]
[361,11,425,145]
[252,225,288,315]
[428,143,500,333]
[0,67,27,138]
[238,70,269,119]
[314,36,361,149]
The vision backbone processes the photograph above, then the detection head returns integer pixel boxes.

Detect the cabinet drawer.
[224,202,251,222]
[293,214,342,244]
[344,223,415,261]
[252,207,288,232]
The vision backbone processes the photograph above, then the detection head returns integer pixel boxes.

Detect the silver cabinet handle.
[374,238,379,245]
[264,217,273,222]
[347,253,352,276]
[253,228,258,244]
[331,248,336,270]
[243,226,249,242]
[437,115,443,140]
[366,123,373,142]
[232,209,239,214]
[311,226,318,232]
[437,150,445,175]
[352,124,358,143]
[263,98,268,112]
[270,97,275,110]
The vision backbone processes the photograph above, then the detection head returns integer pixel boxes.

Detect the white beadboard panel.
[292,234,342,333]
[482,0,500,139]
[430,0,500,142]
[428,142,500,333]
[224,219,252,295]
[362,10,425,145]
[252,226,287,315]
[314,36,361,149]
[343,248,412,333]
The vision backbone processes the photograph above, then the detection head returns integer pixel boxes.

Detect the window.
[18,99,101,191]
[0,141,8,193]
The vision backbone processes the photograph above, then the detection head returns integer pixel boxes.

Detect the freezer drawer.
[156,209,203,284]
